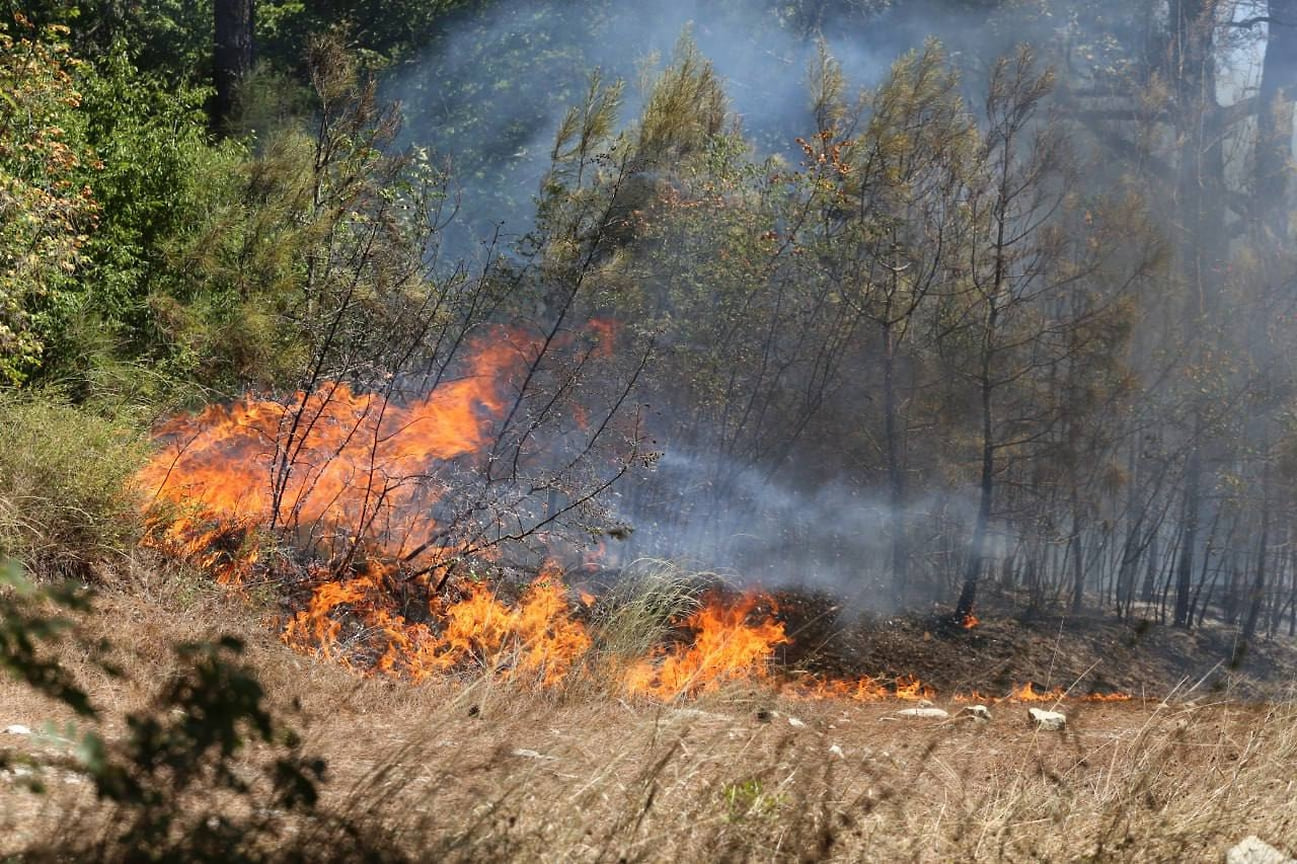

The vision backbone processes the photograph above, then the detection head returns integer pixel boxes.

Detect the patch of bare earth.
[2,565,1297,861]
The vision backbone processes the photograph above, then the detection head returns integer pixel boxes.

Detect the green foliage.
[721,778,785,821]
[158,34,452,392]
[42,42,246,400]
[0,17,99,385]
[259,0,477,69]
[88,637,327,862]
[0,393,145,579]
[634,31,729,169]
[5,0,211,88]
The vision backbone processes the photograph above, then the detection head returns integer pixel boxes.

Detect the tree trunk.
[883,320,909,603]
[1173,447,1200,627]
[956,328,995,624]
[1234,451,1265,659]
[1070,484,1086,613]
[214,0,255,128]
[1255,0,1297,237]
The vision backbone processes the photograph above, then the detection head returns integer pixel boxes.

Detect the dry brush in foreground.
[1,566,1296,863]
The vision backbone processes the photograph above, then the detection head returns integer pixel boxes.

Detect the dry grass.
[274,691,1297,863]
[2,560,1297,862]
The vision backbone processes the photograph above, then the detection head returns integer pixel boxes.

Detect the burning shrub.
[578,558,703,680]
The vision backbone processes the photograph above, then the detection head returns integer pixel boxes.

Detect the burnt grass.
[763,587,1297,702]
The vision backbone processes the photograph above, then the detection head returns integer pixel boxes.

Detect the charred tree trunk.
[955,302,997,625]
[1255,0,1297,237]
[1173,448,1201,627]
[1235,470,1270,664]
[1070,484,1086,613]
[214,0,255,129]
[1142,527,1159,606]
[1167,0,1225,628]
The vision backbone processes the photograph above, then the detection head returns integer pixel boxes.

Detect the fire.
[280,565,592,685]
[141,511,261,585]
[136,327,540,576]
[1084,691,1133,702]
[134,324,1140,704]
[1008,682,1066,702]
[790,675,936,702]
[624,592,789,700]
[961,611,979,629]
[996,683,1132,703]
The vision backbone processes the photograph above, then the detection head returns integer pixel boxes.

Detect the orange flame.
[624,592,789,700]
[135,324,1142,704]
[961,611,979,629]
[1008,682,1065,702]
[280,565,591,685]
[136,327,539,576]
[1083,691,1133,702]
[790,674,936,702]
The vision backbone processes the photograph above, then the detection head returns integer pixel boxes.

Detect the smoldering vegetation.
[358,0,1297,647]
[9,1,1297,656]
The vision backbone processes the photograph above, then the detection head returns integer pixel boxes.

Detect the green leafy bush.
[0,393,144,579]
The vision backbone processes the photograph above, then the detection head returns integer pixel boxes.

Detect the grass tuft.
[0,393,146,581]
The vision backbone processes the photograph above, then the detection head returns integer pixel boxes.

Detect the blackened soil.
[768,593,1297,702]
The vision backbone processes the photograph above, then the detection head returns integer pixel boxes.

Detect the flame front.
[135,331,1134,704]
[137,328,538,578]
[279,565,592,685]
[624,593,789,699]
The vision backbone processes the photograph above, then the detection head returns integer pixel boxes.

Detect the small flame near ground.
[623,592,790,699]
[134,333,1131,704]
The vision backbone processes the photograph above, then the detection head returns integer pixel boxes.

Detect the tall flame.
[137,328,538,576]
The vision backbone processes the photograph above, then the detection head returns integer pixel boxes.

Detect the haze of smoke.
[384,0,909,248]
[601,448,981,611]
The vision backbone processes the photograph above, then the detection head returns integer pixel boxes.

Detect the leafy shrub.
[0,393,145,579]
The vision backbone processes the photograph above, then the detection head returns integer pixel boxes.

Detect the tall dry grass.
[7,557,1296,863]
[0,393,146,582]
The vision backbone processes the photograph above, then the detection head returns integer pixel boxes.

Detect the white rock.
[510,748,556,761]
[962,705,992,723]
[897,707,949,719]
[669,708,729,722]
[1028,708,1066,731]
[2,725,31,736]
[787,716,807,728]
[828,743,845,759]
[1226,836,1295,864]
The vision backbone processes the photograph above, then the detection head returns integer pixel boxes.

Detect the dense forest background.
[5,0,1297,658]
